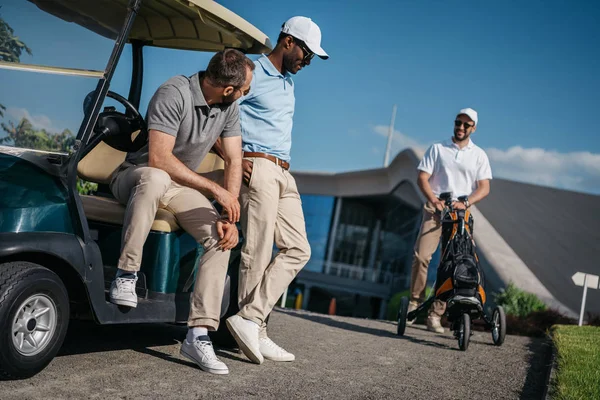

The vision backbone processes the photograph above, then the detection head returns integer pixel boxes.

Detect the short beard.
[453,130,470,142]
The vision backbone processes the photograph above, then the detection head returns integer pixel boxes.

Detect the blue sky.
[1,0,599,194]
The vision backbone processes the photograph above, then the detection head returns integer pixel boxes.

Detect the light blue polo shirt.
[239,55,295,162]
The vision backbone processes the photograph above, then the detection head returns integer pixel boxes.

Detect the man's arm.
[467,179,490,206]
[148,129,240,222]
[417,171,444,212]
[221,136,242,198]
[211,137,226,160]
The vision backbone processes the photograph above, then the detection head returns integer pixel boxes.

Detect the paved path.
[0,309,551,399]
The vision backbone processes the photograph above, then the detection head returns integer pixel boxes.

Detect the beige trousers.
[237,158,311,326]
[110,165,230,330]
[409,202,446,318]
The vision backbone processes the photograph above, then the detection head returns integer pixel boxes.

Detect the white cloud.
[372,125,600,194]
[5,108,58,132]
[485,146,600,194]
[372,125,426,153]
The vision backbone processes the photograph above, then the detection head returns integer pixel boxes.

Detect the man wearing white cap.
[407,108,492,333]
[223,16,328,364]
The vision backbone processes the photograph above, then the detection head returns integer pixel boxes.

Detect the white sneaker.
[180,336,229,375]
[226,315,263,364]
[109,275,138,308]
[259,337,295,362]
[406,301,418,326]
[427,316,445,334]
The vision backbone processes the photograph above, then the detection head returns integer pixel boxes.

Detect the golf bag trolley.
[396,192,506,351]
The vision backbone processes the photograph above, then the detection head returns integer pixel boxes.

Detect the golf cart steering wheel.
[84,90,148,152]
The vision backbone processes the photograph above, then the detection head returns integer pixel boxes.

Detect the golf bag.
[434,209,486,305]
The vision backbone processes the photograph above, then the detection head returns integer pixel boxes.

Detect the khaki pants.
[110,165,230,330]
[237,158,311,326]
[409,202,446,318]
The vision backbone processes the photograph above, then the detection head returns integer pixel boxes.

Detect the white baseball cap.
[281,16,329,59]
[457,108,478,126]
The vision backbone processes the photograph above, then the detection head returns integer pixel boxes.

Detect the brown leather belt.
[243,151,290,170]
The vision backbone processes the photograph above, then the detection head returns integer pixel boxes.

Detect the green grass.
[551,325,600,400]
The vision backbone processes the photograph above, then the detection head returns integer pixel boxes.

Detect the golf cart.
[0,0,271,378]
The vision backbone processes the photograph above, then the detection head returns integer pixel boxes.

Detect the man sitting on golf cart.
[108,49,254,375]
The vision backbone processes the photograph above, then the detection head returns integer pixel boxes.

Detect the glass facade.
[300,194,335,273]
[298,192,422,290]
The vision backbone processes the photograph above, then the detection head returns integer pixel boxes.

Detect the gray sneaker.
[180,336,229,375]
[109,276,138,308]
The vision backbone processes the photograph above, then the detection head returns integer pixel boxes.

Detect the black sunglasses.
[294,39,314,63]
[454,120,475,129]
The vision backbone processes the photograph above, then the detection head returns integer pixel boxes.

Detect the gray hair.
[205,49,255,88]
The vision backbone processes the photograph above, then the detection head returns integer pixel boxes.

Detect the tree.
[0,9,32,63]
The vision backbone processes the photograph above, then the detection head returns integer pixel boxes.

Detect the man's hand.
[433,200,445,213]
[242,159,253,186]
[452,201,467,210]
[216,220,239,250]
[212,186,240,223]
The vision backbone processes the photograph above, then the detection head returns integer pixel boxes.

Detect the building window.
[300,194,335,273]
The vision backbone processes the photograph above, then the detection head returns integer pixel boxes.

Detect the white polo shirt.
[418,138,492,199]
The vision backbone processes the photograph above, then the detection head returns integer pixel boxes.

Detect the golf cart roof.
[29,0,272,54]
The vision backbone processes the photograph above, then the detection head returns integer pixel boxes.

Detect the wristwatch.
[463,197,470,208]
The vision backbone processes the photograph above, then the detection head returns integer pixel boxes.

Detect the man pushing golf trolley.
[396,192,506,351]
[395,108,506,351]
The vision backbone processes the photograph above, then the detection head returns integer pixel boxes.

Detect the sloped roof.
[475,178,600,316]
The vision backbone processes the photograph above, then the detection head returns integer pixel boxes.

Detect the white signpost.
[572,272,600,326]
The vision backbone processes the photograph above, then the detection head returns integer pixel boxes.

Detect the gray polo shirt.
[126,72,241,171]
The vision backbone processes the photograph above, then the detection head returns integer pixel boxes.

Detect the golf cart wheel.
[396,297,409,336]
[491,306,506,346]
[458,313,471,351]
[0,262,70,379]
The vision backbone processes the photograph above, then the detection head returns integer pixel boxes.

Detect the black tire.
[492,306,506,346]
[0,262,70,379]
[458,313,470,351]
[397,297,409,336]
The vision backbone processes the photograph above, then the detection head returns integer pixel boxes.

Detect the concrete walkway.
[0,309,551,399]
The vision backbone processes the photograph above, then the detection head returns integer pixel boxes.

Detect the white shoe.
[406,301,418,326]
[109,275,138,308]
[427,316,445,334]
[226,315,263,364]
[180,336,229,375]
[259,337,295,362]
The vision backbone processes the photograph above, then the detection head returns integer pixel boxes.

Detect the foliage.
[0,10,32,63]
[550,325,600,400]
[0,118,75,153]
[386,286,434,321]
[492,282,547,318]
[77,179,98,195]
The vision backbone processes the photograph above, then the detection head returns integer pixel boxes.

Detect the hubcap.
[492,311,500,341]
[12,294,57,356]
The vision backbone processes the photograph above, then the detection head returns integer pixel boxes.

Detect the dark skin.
[417,114,490,213]
[211,35,314,182]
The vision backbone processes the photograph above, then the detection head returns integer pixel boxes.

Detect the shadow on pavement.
[519,337,553,400]
[57,320,187,357]
[279,308,462,351]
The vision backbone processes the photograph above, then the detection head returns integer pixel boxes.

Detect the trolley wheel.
[491,306,506,346]
[458,313,471,351]
[397,297,409,336]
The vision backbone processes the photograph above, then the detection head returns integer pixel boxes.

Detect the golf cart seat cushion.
[77,139,127,185]
[80,195,180,232]
[196,151,225,173]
